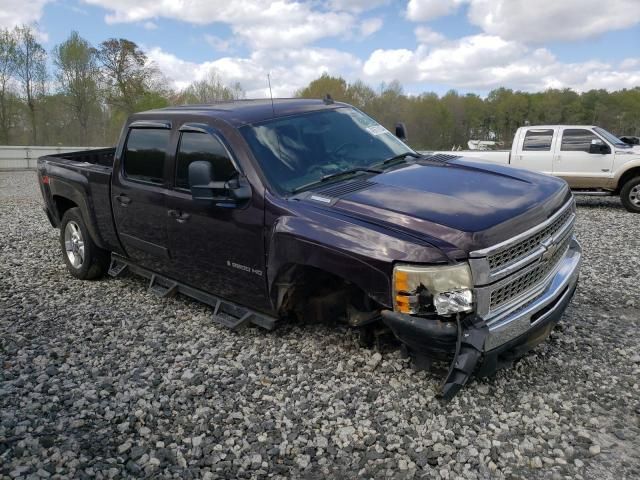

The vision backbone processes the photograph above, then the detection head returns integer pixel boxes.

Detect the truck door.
[164,125,269,311]
[514,128,555,174]
[111,123,173,274]
[552,127,615,189]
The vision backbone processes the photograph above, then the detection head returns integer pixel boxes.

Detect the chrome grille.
[489,233,572,311]
[488,207,573,271]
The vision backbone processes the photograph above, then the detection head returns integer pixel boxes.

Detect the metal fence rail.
[0,146,106,171]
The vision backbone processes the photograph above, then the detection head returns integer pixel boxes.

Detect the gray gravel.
[1,170,639,479]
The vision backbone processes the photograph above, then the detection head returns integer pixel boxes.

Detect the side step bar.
[108,258,128,277]
[108,254,276,331]
[571,190,613,197]
[148,274,178,298]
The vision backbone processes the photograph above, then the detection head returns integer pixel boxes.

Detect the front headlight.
[393,263,474,316]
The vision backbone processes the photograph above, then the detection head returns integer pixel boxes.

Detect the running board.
[572,190,613,197]
[109,255,277,331]
[148,274,178,298]
[108,258,128,277]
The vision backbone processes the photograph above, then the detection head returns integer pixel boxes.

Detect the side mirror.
[188,160,218,201]
[225,177,252,202]
[188,160,251,206]
[589,139,610,155]
[395,122,408,141]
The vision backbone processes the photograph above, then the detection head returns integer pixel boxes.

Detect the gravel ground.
[1,170,639,480]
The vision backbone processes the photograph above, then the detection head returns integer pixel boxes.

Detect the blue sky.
[5,0,640,97]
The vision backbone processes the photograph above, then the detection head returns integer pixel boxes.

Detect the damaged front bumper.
[382,237,582,400]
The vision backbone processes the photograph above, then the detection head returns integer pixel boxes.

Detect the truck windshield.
[594,127,631,149]
[240,107,415,194]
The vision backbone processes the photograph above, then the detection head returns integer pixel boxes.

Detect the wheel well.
[52,196,78,222]
[617,167,640,193]
[273,264,381,325]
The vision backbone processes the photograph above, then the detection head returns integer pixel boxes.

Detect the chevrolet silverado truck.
[426,125,640,212]
[37,99,582,399]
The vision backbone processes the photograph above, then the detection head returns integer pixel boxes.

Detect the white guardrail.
[0,146,106,171]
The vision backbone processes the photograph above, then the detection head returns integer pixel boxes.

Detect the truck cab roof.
[521,125,598,130]
[135,98,346,127]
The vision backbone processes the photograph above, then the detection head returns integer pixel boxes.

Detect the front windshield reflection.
[240,107,414,194]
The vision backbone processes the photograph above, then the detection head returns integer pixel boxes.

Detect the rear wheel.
[59,207,109,279]
[620,176,640,213]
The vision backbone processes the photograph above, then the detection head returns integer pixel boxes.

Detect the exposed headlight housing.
[393,263,474,316]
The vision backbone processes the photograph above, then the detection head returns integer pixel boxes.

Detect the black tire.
[620,176,640,213]
[59,207,110,280]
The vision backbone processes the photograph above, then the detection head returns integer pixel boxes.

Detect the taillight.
[41,175,50,185]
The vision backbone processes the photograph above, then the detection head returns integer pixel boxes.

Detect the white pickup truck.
[425,125,640,213]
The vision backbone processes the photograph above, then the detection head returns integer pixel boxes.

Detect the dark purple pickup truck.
[37,99,581,398]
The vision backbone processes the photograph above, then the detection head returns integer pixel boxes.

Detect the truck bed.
[37,147,123,255]
[47,147,116,168]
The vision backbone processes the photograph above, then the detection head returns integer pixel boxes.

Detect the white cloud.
[363,49,418,79]
[82,0,355,49]
[467,0,640,42]
[147,46,362,97]
[359,17,383,37]
[142,21,157,30]
[0,0,50,29]
[328,0,389,13]
[406,0,640,43]
[414,26,445,45]
[363,33,640,92]
[406,0,465,22]
[204,34,232,53]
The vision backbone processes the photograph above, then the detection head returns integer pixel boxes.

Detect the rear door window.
[175,132,237,189]
[123,128,170,184]
[522,129,554,151]
[561,129,600,152]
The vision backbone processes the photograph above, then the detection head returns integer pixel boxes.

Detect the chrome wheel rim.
[630,185,640,207]
[64,221,85,268]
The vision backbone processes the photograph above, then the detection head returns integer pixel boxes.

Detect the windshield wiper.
[374,152,422,169]
[291,167,382,194]
[320,167,382,182]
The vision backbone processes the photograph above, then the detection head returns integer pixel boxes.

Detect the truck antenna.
[267,73,275,116]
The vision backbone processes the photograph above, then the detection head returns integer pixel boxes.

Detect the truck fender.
[614,160,640,190]
[47,165,109,251]
[266,216,393,309]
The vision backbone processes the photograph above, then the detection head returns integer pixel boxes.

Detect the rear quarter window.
[522,129,554,151]
[123,128,170,184]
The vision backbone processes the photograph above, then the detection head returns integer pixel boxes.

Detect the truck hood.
[302,158,571,257]
[624,145,640,155]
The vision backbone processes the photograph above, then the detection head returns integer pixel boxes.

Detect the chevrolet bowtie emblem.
[540,238,558,263]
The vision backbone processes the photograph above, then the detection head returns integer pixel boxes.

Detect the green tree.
[53,32,100,144]
[98,38,156,114]
[296,73,349,101]
[178,70,244,104]
[0,28,17,143]
[14,25,47,144]
[345,80,376,111]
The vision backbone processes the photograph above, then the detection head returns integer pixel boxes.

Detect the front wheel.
[59,207,109,279]
[620,176,640,213]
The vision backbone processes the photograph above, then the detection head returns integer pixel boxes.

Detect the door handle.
[115,194,131,206]
[168,209,191,223]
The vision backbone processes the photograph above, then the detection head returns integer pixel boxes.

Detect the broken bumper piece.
[382,237,582,400]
